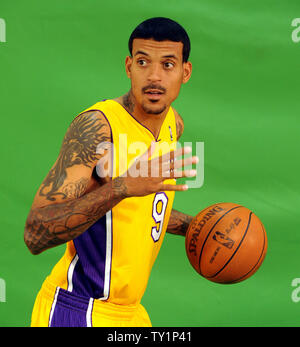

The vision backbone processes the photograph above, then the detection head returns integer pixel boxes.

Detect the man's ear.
[182,61,192,84]
[125,56,133,78]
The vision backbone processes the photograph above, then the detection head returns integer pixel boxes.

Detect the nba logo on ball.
[185,202,267,284]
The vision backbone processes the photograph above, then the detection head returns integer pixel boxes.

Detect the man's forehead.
[132,38,183,59]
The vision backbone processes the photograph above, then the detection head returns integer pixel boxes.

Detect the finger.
[160,183,189,191]
[172,169,197,179]
[162,155,199,172]
[156,146,192,164]
[162,169,197,179]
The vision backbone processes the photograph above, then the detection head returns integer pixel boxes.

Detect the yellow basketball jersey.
[47,99,177,306]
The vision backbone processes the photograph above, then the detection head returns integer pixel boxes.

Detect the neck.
[114,90,169,140]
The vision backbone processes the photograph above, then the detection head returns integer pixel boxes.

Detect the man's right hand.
[114,143,199,198]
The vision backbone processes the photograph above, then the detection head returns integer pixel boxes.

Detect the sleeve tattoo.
[39,112,110,201]
[24,111,126,255]
[167,209,194,237]
[24,181,123,254]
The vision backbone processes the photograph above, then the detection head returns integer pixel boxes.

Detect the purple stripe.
[72,214,108,298]
[50,288,90,327]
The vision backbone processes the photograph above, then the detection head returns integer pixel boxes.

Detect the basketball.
[185,202,267,284]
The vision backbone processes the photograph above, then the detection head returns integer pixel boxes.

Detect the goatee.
[142,103,167,115]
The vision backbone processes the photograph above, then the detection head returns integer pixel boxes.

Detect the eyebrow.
[134,51,179,60]
[162,54,178,60]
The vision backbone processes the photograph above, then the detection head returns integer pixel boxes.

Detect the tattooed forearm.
[24,178,127,255]
[62,177,89,200]
[39,111,110,202]
[167,209,193,237]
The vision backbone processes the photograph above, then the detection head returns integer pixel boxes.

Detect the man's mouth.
[144,89,165,101]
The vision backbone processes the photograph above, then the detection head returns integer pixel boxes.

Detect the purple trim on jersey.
[50,288,90,327]
[72,214,109,298]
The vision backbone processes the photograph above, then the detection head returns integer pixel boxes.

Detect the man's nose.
[147,63,162,82]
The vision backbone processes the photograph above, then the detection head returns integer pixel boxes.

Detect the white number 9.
[151,192,168,242]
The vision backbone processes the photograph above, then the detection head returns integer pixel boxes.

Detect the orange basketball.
[185,202,267,284]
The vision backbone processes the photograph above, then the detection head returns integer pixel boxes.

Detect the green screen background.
[1,0,300,327]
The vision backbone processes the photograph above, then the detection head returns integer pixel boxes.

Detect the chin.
[142,102,167,115]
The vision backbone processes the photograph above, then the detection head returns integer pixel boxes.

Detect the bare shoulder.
[172,107,184,141]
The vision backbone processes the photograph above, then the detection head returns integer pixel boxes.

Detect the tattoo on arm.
[175,112,184,141]
[24,177,127,255]
[62,177,90,200]
[39,111,110,202]
[167,209,193,237]
[24,110,116,254]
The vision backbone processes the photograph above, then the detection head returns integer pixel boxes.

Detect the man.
[24,17,198,327]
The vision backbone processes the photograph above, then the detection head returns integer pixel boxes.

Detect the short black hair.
[128,17,191,62]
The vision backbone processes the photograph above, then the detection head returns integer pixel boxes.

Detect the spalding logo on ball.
[185,202,267,284]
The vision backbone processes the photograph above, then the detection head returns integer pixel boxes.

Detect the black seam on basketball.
[207,212,253,280]
[228,219,267,284]
[185,203,229,255]
[198,206,243,276]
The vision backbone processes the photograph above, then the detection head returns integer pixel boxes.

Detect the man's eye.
[137,59,147,66]
[164,62,175,69]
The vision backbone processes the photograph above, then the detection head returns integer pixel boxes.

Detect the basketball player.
[24,17,198,327]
